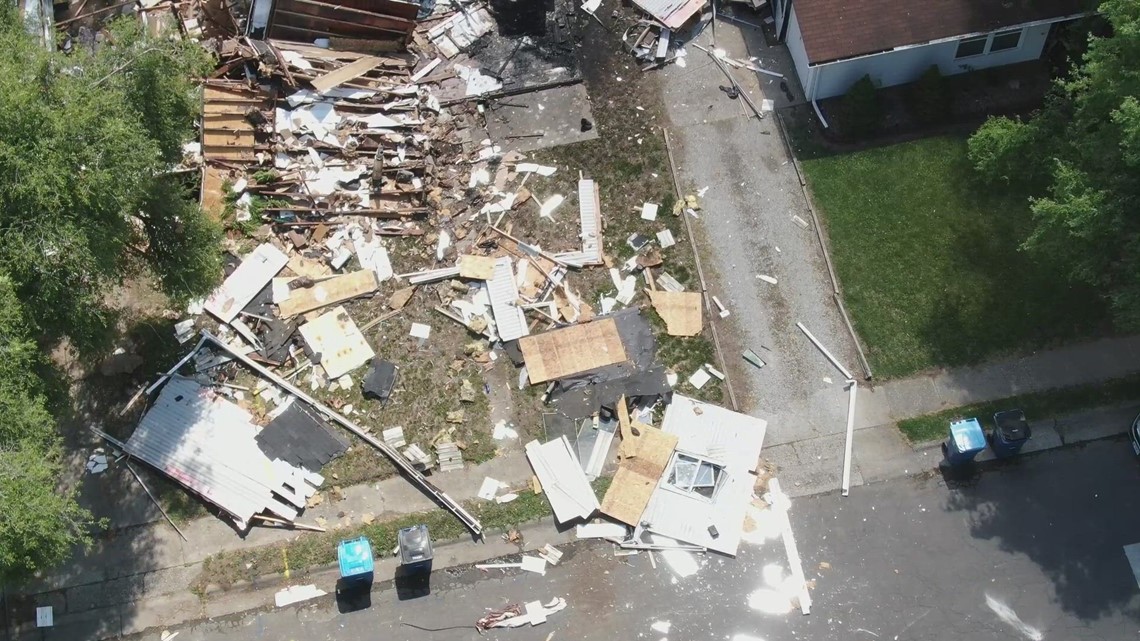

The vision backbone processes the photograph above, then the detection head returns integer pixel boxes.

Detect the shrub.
[909,65,952,125]
[840,75,882,138]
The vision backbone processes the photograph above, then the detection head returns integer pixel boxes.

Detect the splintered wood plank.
[518,318,627,384]
[201,165,227,220]
[299,306,375,379]
[277,270,378,318]
[601,426,678,526]
[309,55,384,93]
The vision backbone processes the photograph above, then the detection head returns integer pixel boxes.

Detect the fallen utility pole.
[200,332,484,537]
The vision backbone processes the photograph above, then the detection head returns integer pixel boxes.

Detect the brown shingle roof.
[794,0,1093,64]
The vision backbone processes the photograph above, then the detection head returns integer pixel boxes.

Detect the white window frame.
[954,35,988,59]
[955,26,1026,59]
[663,451,726,502]
[989,28,1024,53]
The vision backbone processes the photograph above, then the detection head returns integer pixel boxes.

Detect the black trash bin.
[990,409,1031,458]
[395,524,433,600]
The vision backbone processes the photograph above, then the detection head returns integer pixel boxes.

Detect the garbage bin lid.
[993,410,1031,441]
[398,524,433,564]
[338,537,374,577]
[950,418,987,453]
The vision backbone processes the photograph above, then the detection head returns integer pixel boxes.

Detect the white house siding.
[784,6,816,101]
[798,21,1055,101]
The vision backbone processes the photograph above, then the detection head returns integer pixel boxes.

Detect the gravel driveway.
[657,23,861,448]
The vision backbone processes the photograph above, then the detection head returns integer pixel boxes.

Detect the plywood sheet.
[299,306,375,379]
[648,290,702,336]
[201,165,227,221]
[277,270,378,318]
[457,254,497,280]
[518,318,627,384]
[601,426,678,526]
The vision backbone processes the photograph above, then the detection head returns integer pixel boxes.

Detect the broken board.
[204,243,288,323]
[647,291,702,336]
[457,254,498,280]
[525,436,599,524]
[277,270,379,318]
[309,55,383,93]
[298,306,375,379]
[601,426,678,526]
[518,318,627,384]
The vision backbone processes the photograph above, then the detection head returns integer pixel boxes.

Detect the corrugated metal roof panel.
[125,377,308,524]
[488,257,529,341]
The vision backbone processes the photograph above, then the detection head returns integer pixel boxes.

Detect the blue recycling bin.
[337,537,375,587]
[990,410,1031,458]
[943,418,987,465]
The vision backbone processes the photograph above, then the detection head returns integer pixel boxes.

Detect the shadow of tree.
[943,440,1140,621]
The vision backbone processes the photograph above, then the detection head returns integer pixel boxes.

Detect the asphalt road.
[162,438,1140,641]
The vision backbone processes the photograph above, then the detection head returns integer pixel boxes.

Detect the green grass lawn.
[897,374,1140,443]
[803,136,1107,378]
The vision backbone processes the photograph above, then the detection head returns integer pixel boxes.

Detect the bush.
[840,75,882,138]
[909,65,952,125]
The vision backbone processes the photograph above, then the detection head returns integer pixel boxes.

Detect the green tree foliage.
[0,7,222,579]
[0,276,94,582]
[0,8,221,351]
[968,0,1140,326]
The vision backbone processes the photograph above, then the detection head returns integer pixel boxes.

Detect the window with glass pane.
[955,36,987,58]
[989,29,1022,52]
[667,453,724,499]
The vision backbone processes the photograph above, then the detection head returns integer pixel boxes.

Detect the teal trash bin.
[337,537,374,587]
[943,418,987,465]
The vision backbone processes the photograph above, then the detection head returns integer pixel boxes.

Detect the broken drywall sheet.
[298,306,375,379]
[204,243,288,323]
[648,290,702,336]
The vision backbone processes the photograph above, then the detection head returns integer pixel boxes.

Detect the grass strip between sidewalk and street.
[192,477,612,596]
[897,374,1140,443]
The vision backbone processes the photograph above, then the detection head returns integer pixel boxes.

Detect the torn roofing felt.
[545,309,669,419]
[256,398,350,472]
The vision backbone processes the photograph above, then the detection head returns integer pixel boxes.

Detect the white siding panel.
[785,7,814,102]
[809,23,1052,100]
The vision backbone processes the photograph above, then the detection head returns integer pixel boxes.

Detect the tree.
[968,0,1140,326]
[0,276,94,582]
[0,8,222,351]
[0,7,223,578]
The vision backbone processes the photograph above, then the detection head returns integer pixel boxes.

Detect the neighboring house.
[771,0,1094,101]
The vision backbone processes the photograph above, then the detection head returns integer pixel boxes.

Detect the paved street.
[161,438,1140,641]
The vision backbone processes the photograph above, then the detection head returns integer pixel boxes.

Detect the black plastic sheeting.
[256,401,350,472]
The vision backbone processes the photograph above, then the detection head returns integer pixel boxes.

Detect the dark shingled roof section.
[795,0,1094,64]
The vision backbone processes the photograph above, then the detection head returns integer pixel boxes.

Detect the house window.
[955,35,987,58]
[666,453,725,500]
[990,28,1023,52]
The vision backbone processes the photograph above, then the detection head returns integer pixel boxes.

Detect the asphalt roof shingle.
[794,0,1094,64]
